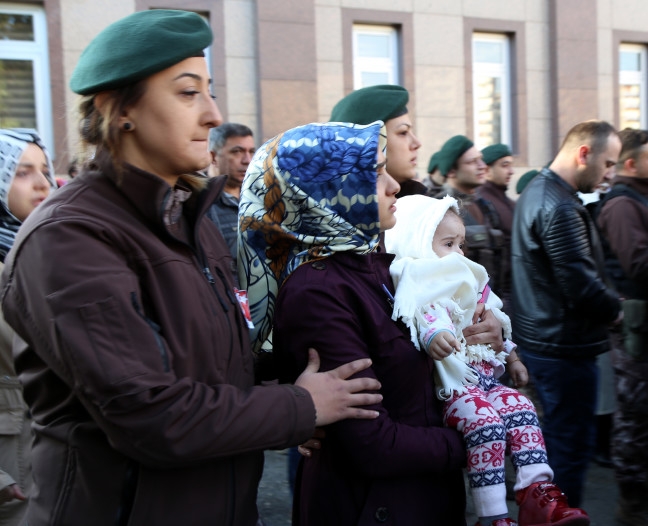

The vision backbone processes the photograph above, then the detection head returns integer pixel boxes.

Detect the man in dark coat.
[596,127,648,526]
[511,120,623,509]
[478,143,516,312]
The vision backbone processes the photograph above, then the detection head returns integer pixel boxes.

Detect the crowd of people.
[0,8,646,526]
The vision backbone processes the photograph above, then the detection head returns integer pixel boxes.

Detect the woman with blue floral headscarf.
[0,129,55,525]
[239,121,469,525]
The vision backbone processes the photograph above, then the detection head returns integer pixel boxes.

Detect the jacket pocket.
[0,384,25,435]
[77,297,145,385]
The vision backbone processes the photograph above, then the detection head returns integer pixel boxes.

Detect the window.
[352,24,399,89]
[619,43,647,130]
[472,32,511,150]
[0,4,53,154]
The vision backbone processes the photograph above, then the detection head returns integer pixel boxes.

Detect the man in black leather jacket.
[511,120,623,510]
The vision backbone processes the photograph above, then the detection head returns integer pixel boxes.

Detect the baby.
[385,195,589,526]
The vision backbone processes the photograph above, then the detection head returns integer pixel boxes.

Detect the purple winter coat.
[274,250,467,526]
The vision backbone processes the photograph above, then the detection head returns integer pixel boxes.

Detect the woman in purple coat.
[239,121,501,525]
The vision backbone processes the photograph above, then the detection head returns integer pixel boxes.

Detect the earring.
[122,122,132,131]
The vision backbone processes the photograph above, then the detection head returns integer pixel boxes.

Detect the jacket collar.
[483,180,507,194]
[103,162,225,238]
[330,249,395,274]
[611,174,648,196]
[541,166,579,196]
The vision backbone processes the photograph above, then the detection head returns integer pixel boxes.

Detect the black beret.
[70,10,213,95]
[482,143,512,165]
[330,85,409,125]
[516,169,540,194]
[436,135,474,176]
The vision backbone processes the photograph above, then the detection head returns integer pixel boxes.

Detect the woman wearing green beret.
[0,10,382,526]
[330,84,429,197]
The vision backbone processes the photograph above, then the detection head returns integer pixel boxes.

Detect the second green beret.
[330,85,409,125]
[516,169,540,194]
[436,135,474,176]
[482,143,512,165]
[70,10,213,95]
[427,151,440,174]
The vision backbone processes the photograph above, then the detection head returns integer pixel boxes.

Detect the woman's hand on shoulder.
[294,348,382,427]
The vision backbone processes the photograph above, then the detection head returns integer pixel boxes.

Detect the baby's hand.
[507,360,529,388]
[426,331,460,360]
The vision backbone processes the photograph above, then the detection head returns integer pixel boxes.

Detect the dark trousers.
[611,338,648,489]
[520,349,598,508]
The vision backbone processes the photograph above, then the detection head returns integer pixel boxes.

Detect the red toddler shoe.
[515,482,590,526]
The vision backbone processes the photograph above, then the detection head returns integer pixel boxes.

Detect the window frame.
[618,42,648,130]
[352,24,400,89]
[471,32,512,150]
[341,9,414,110]
[0,3,54,155]
[463,18,526,165]
[613,31,648,131]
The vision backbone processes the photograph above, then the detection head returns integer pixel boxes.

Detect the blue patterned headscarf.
[238,121,386,352]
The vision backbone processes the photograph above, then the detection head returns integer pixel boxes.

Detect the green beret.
[436,135,474,176]
[70,10,213,95]
[516,169,540,194]
[330,85,408,125]
[482,143,512,165]
[427,151,440,174]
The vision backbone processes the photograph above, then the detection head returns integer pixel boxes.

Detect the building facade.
[2,0,647,183]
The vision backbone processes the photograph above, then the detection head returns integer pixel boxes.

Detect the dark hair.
[209,123,254,154]
[559,120,618,157]
[617,127,648,166]
[76,79,148,174]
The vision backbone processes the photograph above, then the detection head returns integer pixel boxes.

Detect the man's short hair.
[617,127,648,166]
[559,120,618,157]
[209,123,254,154]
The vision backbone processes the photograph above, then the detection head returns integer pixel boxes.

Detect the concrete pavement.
[257,450,618,525]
